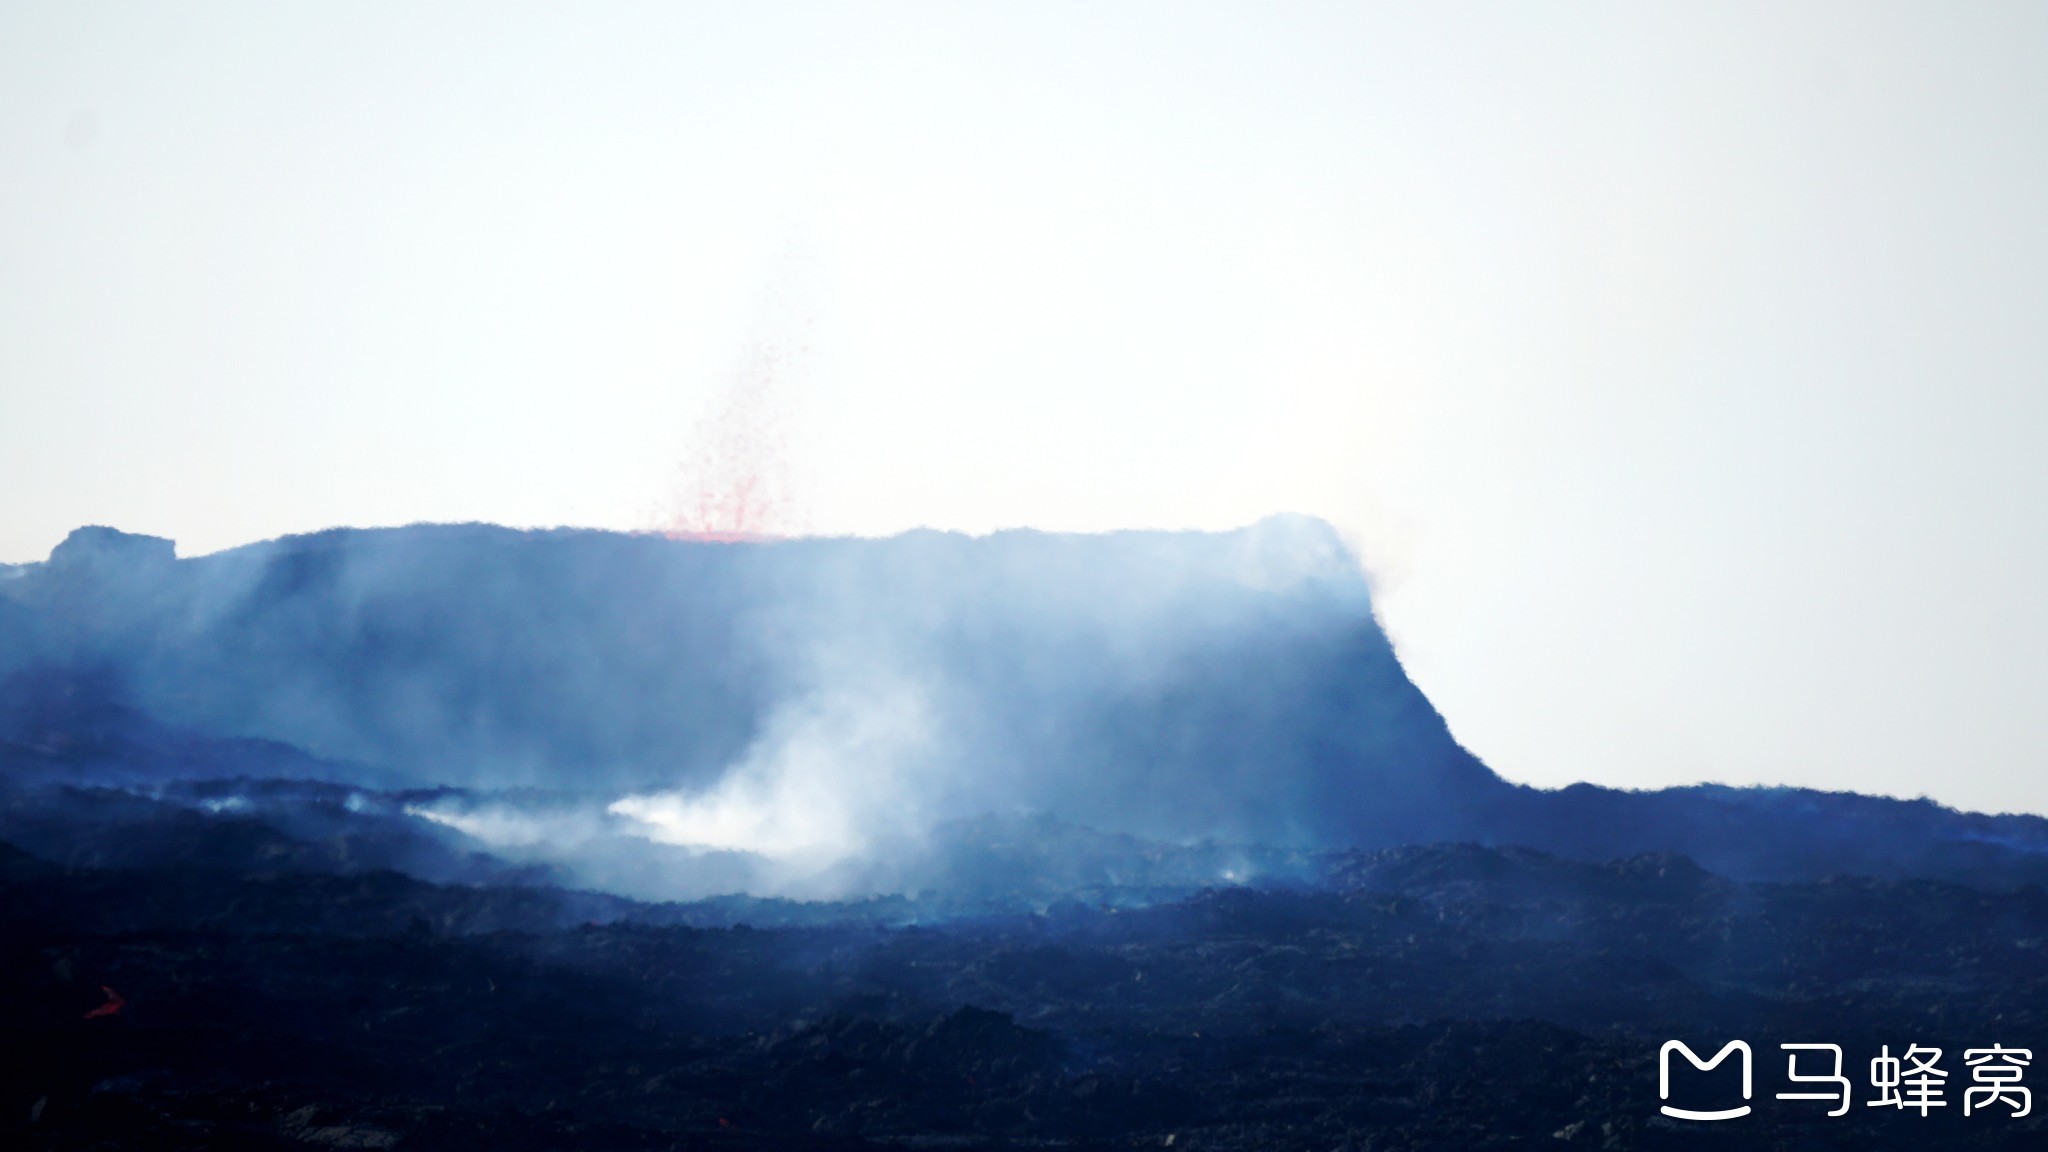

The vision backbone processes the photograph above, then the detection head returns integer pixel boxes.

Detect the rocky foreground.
[6,839,2045,1151]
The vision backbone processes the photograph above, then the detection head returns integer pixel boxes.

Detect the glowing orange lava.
[84,986,124,1019]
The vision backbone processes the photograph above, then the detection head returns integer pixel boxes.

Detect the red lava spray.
[662,274,815,543]
[84,986,124,1019]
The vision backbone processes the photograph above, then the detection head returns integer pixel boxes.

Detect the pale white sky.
[5,3,2048,814]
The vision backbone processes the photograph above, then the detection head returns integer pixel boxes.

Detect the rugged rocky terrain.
[5,521,2046,1148]
[6,836,2046,1150]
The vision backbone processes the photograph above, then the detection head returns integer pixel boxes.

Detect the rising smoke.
[7,519,2046,903]
[0,517,1497,899]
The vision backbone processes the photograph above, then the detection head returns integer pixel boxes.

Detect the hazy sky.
[5,3,2048,815]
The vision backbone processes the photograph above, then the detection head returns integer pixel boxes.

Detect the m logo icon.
[1660,1040,1753,1120]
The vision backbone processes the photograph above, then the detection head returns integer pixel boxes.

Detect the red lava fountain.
[662,324,809,543]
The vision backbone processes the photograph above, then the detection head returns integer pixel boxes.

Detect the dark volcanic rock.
[4,520,2046,891]
[0,520,1501,847]
[3,519,2047,1148]
[4,840,2045,1149]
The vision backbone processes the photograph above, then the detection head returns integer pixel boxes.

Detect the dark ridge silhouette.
[6,521,2045,1149]
[3,519,2045,899]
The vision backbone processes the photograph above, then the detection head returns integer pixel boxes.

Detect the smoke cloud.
[0,517,1497,898]
[7,518,2047,903]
